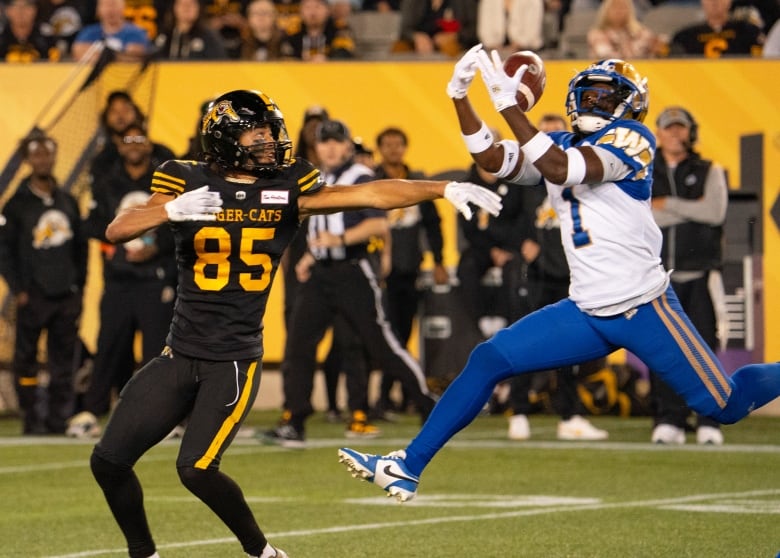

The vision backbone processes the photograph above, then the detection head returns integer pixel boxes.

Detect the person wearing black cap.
[264,118,437,446]
[650,106,728,445]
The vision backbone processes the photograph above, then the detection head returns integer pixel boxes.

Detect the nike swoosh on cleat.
[382,464,417,483]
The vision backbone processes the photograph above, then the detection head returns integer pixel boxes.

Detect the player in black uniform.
[89,89,502,558]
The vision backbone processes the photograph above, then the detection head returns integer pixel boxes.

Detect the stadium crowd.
[0,0,775,63]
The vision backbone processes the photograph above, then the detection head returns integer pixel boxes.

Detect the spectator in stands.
[71,0,151,62]
[330,0,354,26]
[395,0,478,57]
[67,120,177,438]
[280,0,355,59]
[363,0,401,11]
[587,0,662,58]
[372,126,448,419]
[154,0,228,59]
[477,0,545,53]
[0,0,61,62]
[0,132,87,435]
[242,0,284,60]
[202,0,248,59]
[731,0,777,32]
[668,0,764,57]
[274,0,302,35]
[38,0,91,58]
[764,17,780,55]
[649,106,728,445]
[121,0,164,41]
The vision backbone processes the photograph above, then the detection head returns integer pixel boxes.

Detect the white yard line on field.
[46,488,780,558]
[2,436,779,475]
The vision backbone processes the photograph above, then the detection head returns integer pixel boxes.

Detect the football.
[503,51,546,112]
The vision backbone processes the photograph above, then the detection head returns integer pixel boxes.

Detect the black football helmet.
[201,89,293,173]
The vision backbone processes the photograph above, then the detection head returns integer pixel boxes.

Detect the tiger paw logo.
[32,209,73,249]
[202,100,240,134]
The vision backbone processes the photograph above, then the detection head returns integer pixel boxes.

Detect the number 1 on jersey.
[562,187,592,248]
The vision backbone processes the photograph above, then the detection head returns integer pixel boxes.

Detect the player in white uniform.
[338,47,780,503]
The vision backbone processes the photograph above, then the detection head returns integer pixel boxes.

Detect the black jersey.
[150,158,323,360]
[670,20,764,57]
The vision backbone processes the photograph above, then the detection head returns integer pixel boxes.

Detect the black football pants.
[82,280,173,417]
[92,351,267,557]
[282,258,434,428]
[14,288,81,433]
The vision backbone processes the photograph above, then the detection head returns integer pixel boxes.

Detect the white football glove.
[443,181,503,221]
[446,43,483,99]
[164,185,223,222]
[476,49,526,112]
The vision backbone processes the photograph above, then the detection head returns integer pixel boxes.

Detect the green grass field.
[1,410,778,558]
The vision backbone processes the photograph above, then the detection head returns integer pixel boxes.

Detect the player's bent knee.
[177,465,213,494]
[711,405,742,425]
[90,451,133,488]
[468,340,513,374]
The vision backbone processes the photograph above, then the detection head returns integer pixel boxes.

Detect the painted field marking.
[48,488,780,558]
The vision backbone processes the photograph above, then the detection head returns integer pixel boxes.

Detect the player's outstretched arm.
[106,186,223,243]
[449,44,511,176]
[476,49,605,186]
[298,180,502,222]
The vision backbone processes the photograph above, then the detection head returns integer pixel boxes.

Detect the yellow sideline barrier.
[0,59,778,365]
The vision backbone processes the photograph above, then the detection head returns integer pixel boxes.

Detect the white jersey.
[510,119,669,315]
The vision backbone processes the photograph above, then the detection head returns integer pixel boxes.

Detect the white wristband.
[461,121,494,154]
[563,147,587,185]
[495,140,520,178]
[520,131,555,163]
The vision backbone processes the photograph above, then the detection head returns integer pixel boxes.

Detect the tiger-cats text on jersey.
[150,158,323,360]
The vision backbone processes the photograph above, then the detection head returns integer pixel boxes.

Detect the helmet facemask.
[566,59,649,135]
[234,120,293,173]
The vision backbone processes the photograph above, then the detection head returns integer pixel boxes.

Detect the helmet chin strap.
[574,114,611,134]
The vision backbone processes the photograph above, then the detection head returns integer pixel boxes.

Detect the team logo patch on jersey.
[261,190,289,204]
[32,209,73,249]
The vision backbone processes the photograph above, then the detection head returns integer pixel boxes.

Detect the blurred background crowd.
[0,0,777,64]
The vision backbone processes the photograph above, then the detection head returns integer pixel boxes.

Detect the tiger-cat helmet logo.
[202,100,240,135]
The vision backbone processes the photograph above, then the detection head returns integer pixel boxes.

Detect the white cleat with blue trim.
[338,448,419,502]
